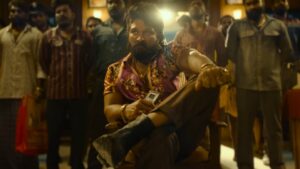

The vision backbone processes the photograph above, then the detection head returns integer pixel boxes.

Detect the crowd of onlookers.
[0,0,299,169]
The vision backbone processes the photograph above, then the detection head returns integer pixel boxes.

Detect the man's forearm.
[186,50,215,73]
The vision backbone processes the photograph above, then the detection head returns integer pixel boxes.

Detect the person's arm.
[225,22,239,63]
[171,45,230,89]
[215,31,228,67]
[35,32,50,98]
[279,21,294,62]
[104,92,154,123]
[39,32,51,77]
[103,66,154,124]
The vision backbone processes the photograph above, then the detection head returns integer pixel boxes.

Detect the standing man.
[39,0,92,169]
[86,0,128,169]
[174,0,227,67]
[0,0,42,169]
[226,0,293,169]
[103,0,128,58]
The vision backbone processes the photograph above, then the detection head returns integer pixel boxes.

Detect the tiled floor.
[39,144,296,169]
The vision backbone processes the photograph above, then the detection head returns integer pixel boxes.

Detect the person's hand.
[195,64,231,90]
[123,99,155,122]
[34,86,45,101]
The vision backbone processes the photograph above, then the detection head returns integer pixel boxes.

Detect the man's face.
[128,19,161,64]
[106,0,125,20]
[55,4,74,28]
[245,1,264,22]
[9,5,28,27]
[189,2,206,22]
[218,17,233,35]
[30,12,48,29]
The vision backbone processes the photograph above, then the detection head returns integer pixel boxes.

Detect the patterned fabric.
[104,47,181,102]
[40,27,92,99]
[174,25,227,66]
[0,24,43,98]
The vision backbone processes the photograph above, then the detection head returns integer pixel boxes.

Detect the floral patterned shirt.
[104,46,183,103]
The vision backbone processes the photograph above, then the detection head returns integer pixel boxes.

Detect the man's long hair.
[126,2,164,46]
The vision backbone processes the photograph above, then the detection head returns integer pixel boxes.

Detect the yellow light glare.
[233,9,242,19]
[93,10,102,19]
[159,9,174,25]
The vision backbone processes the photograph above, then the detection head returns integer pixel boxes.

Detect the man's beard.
[131,42,161,64]
[246,7,263,22]
[56,17,72,29]
[11,18,26,28]
[189,6,206,22]
[109,9,124,21]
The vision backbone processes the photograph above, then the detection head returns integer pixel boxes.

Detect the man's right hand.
[195,65,231,90]
[123,99,154,122]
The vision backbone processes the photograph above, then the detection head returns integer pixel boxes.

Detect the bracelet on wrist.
[120,104,128,123]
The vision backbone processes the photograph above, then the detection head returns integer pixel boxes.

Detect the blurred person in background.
[86,0,129,169]
[218,15,234,37]
[85,16,103,34]
[174,0,227,67]
[29,1,51,32]
[0,0,43,169]
[38,0,92,168]
[226,0,294,168]
[103,0,128,58]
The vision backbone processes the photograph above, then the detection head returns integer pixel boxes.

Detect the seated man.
[93,2,230,169]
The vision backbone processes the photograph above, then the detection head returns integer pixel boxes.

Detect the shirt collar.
[7,23,32,33]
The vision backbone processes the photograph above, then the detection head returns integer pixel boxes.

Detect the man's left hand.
[195,65,230,90]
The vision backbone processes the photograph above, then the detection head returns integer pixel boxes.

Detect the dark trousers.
[46,99,88,169]
[236,89,285,169]
[87,86,107,169]
[134,78,219,169]
[0,99,39,169]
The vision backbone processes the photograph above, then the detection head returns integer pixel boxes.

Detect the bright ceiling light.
[93,10,102,19]
[233,9,242,19]
[159,9,174,25]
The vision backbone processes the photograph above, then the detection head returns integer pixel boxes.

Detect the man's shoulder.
[232,19,248,26]
[265,16,286,28]
[28,26,43,37]
[93,25,114,36]
[108,58,124,69]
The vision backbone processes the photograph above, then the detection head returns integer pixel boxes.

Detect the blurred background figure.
[226,0,294,168]
[86,0,128,168]
[38,0,92,169]
[29,1,51,32]
[174,0,227,67]
[85,16,102,34]
[176,14,191,31]
[0,0,42,169]
[218,15,234,37]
